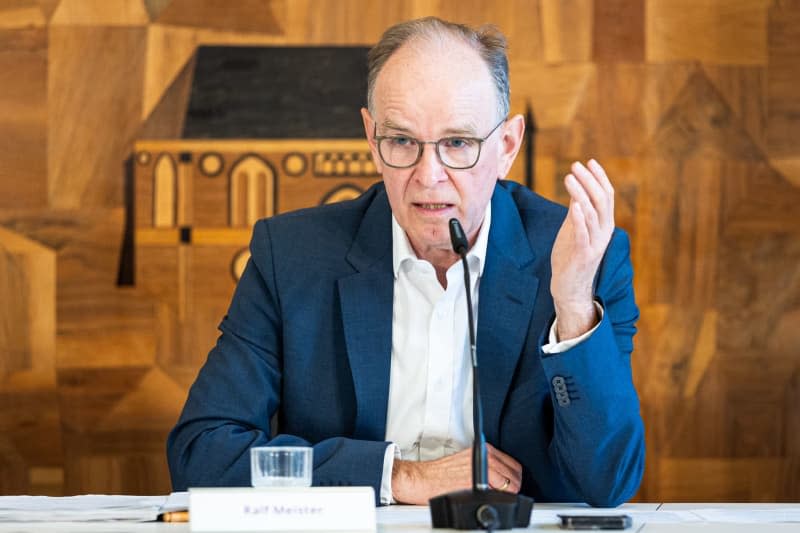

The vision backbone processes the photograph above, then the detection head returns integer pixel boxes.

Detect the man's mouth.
[413,203,452,210]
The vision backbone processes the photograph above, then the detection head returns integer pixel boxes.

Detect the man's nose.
[414,143,448,186]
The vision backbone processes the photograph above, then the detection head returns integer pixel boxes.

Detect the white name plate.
[189,486,376,532]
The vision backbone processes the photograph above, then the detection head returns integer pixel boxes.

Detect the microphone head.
[449,218,468,255]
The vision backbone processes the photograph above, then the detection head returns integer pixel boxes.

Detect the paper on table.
[376,505,430,525]
[692,508,800,523]
[161,491,189,513]
[0,495,167,522]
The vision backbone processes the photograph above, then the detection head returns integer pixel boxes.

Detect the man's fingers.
[486,444,523,491]
[565,178,594,247]
[587,158,614,198]
[488,463,521,493]
[577,159,613,201]
[571,202,590,249]
[571,161,608,210]
[570,162,611,229]
[486,443,522,471]
[488,468,520,493]
[564,173,594,220]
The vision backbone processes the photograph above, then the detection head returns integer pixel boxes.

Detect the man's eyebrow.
[379,120,479,137]
[379,119,412,133]
[441,125,478,136]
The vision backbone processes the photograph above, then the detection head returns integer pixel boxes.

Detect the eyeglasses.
[372,118,506,170]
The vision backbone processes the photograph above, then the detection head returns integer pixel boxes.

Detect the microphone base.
[429,489,534,530]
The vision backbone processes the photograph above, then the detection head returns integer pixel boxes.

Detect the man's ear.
[497,113,525,180]
[361,108,383,174]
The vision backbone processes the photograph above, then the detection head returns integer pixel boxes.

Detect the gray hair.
[366,17,510,121]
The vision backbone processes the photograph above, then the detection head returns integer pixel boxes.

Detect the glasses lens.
[378,137,419,168]
[437,138,480,169]
[376,135,482,169]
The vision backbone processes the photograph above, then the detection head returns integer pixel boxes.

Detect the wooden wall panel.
[592,0,645,62]
[510,62,595,131]
[141,24,197,122]
[139,53,194,138]
[0,2,46,28]
[0,227,56,377]
[283,0,410,44]
[0,0,797,503]
[540,0,592,63]
[646,0,770,65]
[0,21,47,209]
[560,64,695,159]
[154,0,283,34]
[766,0,800,166]
[33,0,59,21]
[0,226,60,496]
[50,0,149,26]
[703,66,768,152]
[431,0,544,62]
[48,25,146,208]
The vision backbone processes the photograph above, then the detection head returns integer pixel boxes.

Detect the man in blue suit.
[167,17,644,507]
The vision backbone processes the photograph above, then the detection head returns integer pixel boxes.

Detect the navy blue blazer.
[167,180,644,507]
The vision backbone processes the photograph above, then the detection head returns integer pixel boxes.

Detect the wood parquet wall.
[0,0,798,501]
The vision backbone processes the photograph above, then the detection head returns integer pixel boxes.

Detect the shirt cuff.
[542,301,605,354]
[380,443,401,505]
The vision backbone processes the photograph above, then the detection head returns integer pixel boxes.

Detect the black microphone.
[449,218,469,255]
[429,218,534,531]
[448,219,488,492]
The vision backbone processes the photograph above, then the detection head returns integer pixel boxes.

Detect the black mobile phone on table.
[558,514,633,530]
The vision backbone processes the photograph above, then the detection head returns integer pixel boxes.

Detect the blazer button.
[553,375,571,406]
[556,391,571,406]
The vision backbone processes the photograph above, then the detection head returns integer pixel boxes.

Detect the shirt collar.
[391,203,492,279]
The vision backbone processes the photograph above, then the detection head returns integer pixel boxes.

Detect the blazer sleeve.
[166,220,390,504]
[537,228,645,507]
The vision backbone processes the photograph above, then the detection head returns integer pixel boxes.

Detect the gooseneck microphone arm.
[448,218,489,492]
[428,218,534,531]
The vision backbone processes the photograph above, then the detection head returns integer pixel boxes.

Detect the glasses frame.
[372,117,506,170]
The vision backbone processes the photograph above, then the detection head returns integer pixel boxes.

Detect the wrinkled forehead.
[371,35,499,129]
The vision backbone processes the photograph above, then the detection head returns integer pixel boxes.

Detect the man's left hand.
[550,159,615,341]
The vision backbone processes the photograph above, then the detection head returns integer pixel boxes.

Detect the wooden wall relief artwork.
[130,42,384,381]
[0,0,797,503]
[133,140,381,372]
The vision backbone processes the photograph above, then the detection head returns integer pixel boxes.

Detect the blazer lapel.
[338,188,394,441]
[477,184,541,444]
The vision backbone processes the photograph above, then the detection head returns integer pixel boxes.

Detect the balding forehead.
[402,29,469,55]
[375,35,495,96]
[396,31,482,68]
[371,40,499,137]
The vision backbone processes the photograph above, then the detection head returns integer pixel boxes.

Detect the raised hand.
[550,159,615,341]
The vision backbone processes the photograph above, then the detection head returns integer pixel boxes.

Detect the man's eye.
[443,138,473,149]
[389,136,415,147]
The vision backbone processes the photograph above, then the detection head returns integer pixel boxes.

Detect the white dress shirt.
[379,204,602,504]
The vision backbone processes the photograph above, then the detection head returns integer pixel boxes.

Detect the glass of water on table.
[250,446,313,487]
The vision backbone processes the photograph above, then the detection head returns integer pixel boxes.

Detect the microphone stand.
[429,219,534,531]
